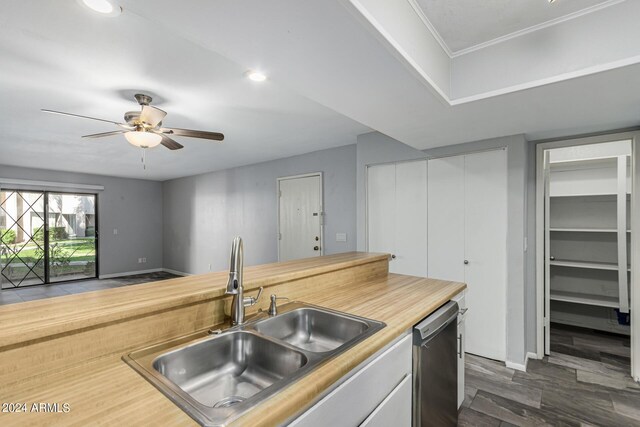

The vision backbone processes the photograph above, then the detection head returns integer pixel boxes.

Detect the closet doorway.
[536,132,639,382]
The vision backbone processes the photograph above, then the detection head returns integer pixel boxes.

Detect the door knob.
[391,254,396,259]
[464,260,469,265]
[315,236,319,241]
[313,246,320,251]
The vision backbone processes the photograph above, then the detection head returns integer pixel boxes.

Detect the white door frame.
[535,130,640,381]
[276,172,324,261]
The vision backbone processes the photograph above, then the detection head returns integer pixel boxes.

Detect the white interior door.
[367,163,396,260]
[464,149,507,361]
[278,174,322,261]
[427,156,465,282]
[395,161,428,276]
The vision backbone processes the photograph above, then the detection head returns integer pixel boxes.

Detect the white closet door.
[464,149,507,361]
[367,164,396,258]
[395,160,428,276]
[427,156,465,282]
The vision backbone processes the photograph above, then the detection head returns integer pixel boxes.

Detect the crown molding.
[451,0,628,57]
[406,0,628,59]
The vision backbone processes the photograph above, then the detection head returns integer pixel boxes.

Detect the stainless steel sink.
[153,331,307,407]
[123,302,385,427]
[252,307,369,353]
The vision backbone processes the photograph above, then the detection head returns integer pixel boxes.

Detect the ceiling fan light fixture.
[125,131,162,148]
[79,0,121,16]
[246,70,267,82]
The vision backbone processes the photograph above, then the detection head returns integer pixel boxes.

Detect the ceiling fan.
[42,93,224,151]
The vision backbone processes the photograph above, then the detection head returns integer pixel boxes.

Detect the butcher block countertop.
[0,252,465,426]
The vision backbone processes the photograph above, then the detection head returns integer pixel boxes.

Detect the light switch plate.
[336,232,347,242]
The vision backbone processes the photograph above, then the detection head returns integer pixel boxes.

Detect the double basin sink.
[123,302,385,426]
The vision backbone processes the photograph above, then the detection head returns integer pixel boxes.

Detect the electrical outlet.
[113,228,118,235]
[336,232,347,242]
[142,257,146,263]
[138,258,142,263]
[208,263,212,271]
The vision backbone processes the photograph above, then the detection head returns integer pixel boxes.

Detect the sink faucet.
[225,236,262,326]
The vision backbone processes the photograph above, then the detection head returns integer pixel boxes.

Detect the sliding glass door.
[0,189,98,288]
[0,190,46,287]
[47,193,97,283]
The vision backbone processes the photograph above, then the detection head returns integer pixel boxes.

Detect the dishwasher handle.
[414,300,459,341]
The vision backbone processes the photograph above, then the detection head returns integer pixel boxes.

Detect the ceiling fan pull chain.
[141,147,147,170]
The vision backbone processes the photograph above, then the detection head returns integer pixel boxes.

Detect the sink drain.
[213,396,246,408]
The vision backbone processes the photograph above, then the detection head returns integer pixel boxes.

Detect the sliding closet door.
[367,164,396,260]
[395,161,428,276]
[367,161,428,276]
[427,156,465,282]
[464,149,507,361]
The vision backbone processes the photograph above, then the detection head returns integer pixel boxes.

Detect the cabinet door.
[360,374,411,427]
[464,149,507,361]
[427,156,465,282]
[290,334,412,427]
[395,160,428,276]
[367,164,396,257]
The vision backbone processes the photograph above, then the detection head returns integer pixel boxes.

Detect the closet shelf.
[550,193,631,198]
[550,259,630,271]
[549,228,630,233]
[550,291,620,308]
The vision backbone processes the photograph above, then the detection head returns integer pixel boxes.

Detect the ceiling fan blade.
[82,130,127,139]
[41,109,126,126]
[140,105,167,127]
[159,134,184,150]
[162,127,224,141]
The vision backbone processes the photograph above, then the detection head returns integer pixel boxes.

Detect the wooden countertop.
[0,252,384,348]
[0,253,465,426]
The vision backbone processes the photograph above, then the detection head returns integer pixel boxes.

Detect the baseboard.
[505,352,537,372]
[162,268,191,277]
[99,268,191,279]
[505,360,527,372]
[99,268,163,279]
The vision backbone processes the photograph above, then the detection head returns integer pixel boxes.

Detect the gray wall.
[162,144,357,274]
[0,165,163,276]
[356,131,534,365]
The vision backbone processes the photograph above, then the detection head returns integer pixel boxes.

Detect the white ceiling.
[414,0,617,53]
[2,0,640,180]
[0,1,369,180]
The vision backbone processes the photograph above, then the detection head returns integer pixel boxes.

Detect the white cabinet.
[360,374,411,427]
[427,149,507,362]
[452,290,467,408]
[367,160,428,277]
[289,333,412,427]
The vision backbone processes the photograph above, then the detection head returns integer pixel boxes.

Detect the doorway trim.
[535,130,640,381]
[276,172,324,261]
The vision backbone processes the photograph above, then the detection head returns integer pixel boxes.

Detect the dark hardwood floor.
[0,271,180,305]
[460,323,640,426]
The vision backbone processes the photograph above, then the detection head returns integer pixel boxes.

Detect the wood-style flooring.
[460,323,640,426]
[0,271,179,305]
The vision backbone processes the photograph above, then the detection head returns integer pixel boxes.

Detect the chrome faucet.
[225,236,262,326]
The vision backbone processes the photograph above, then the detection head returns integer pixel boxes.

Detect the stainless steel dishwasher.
[413,300,459,427]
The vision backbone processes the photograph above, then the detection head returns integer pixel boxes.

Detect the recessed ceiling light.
[79,0,121,16]
[246,71,267,82]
